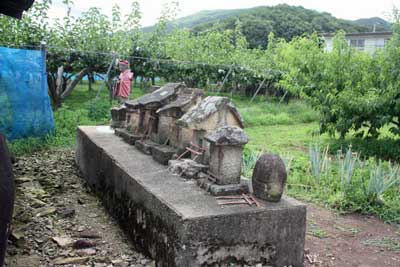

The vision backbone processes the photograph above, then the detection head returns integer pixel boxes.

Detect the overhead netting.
[0,46,54,140]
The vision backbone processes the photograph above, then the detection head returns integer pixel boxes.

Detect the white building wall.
[323,34,391,54]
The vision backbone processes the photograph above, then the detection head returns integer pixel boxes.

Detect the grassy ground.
[8,81,400,225]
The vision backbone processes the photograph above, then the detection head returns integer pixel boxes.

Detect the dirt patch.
[5,150,152,267]
[4,149,400,267]
[304,204,400,267]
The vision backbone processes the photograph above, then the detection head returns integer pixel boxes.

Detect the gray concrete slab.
[76,126,306,267]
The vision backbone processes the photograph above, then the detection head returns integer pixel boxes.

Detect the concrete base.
[152,145,177,165]
[76,126,306,267]
[115,128,142,145]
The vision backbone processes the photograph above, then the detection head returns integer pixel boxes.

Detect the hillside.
[354,17,391,32]
[144,4,391,48]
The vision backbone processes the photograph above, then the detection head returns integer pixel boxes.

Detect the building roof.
[321,31,392,38]
[156,88,204,114]
[125,82,185,109]
[177,96,244,129]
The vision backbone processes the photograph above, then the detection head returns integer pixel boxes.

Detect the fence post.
[250,76,267,103]
[40,41,47,95]
[217,64,234,94]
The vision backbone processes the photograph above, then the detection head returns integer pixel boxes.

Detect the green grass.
[8,82,147,155]
[234,97,400,225]
[7,82,400,225]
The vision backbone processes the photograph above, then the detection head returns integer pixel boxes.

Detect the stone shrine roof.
[125,83,185,109]
[156,88,204,114]
[177,96,244,129]
[204,126,248,146]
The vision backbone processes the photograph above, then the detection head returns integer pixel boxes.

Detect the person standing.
[0,134,15,267]
[113,60,134,103]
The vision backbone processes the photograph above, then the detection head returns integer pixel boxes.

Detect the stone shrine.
[205,126,248,185]
[76,81,306,267]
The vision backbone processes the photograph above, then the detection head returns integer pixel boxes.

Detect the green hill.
[143,4,391,49]
[353,17,391,32]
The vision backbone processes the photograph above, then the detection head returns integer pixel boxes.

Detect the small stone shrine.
[204,126,248,185]
[156,88,204,147]
[113,82,184,146]
[176,96,244,163]
[76,81,306,267]
[110,106,126,129]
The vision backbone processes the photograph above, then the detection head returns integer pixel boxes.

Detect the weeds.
[308,144,330,181]
[366,160,400,204]
[337,147,359,189]
[363,238,400,251]
[242,148,263,177]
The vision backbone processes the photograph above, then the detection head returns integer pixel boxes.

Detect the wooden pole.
[250,76,267,103]
[217,65,233,94]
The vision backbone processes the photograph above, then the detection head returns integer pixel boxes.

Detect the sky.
[49,0,398,26]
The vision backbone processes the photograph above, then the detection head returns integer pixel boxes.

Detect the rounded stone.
[252,153,287,202]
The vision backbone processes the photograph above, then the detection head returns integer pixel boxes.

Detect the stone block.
[76,126,306,267]
[151,145,177,165]
[114,128,142,145]
[135,139,159,155]
[209,146,243,185]
[168,159,208,179]
[198,178,249,196]
[252,154,287,202]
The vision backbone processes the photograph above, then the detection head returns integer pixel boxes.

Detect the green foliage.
[276,28,400,139]
[8,83,114,155]
[144,4,380,48]
[241,148,263,178]
[308,144,330,181]
[238,100,319,127]
[288,145,400,224]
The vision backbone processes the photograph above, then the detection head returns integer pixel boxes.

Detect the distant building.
[322,31,392,54]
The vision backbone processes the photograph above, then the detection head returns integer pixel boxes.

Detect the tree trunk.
[47,71,62,109]
[61,68,88,99]
[87,71,95,91]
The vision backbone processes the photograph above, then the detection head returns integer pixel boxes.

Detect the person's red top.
[117,69,133,98]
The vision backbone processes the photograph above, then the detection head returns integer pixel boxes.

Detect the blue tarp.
[0,47,55,140]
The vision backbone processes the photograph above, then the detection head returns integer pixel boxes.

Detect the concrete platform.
[76,126,306,267]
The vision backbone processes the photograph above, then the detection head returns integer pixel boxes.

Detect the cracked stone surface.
[125,83,185,109]
[177,96,244,129]
[205,126,248,146]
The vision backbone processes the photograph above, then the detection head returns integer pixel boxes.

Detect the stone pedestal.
[151,145,177,165]
[115,128,142,145]
[135,139,159,155]
[76,126,306,267]
[205,126,248,185]
[110,106,126,128]
[209,145,243,185]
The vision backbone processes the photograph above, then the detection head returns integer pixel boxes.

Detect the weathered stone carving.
[124,82,185,138]
[204,126,248,185]
[110,106,127,129]
[156,88,204,147]
[110,84,290,202]
[252,153,287,202]
[176,96,244,163]
[168,159,208,179]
